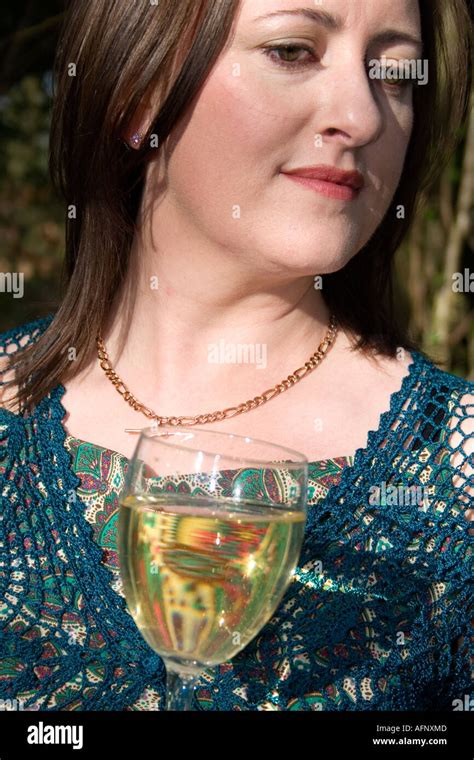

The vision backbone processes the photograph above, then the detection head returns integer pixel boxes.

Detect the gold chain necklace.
[96,314,338,431]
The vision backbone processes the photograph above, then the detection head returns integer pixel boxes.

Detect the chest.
[59,364,399,463]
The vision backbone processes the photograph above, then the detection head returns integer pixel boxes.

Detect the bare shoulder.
[365,347,414,387]
[330,331,414,395]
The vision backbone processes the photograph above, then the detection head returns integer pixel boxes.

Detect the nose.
[315,53,385,149]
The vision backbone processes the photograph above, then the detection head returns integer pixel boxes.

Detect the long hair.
[2,0,473,414]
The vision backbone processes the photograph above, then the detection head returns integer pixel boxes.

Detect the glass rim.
[136,424,309,468]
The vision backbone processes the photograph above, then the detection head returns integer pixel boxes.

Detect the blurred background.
[0,1,473,378]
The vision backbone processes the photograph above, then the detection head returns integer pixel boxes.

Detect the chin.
[267,241,359,276]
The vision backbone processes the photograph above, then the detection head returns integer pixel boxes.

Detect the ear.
[121,96,155,150]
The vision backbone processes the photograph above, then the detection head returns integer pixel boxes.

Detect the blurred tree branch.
[0,5,64,92]
[429,90,474,365]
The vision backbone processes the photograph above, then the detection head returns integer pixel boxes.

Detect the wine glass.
[117,425,309,710]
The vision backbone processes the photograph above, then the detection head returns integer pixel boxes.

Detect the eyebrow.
[254,8,423,51]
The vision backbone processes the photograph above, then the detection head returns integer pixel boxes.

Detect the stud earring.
[130,132,142,148]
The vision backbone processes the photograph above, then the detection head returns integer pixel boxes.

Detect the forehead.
[235,0,421,32]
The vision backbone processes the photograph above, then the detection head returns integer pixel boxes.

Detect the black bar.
[0,709,471,758]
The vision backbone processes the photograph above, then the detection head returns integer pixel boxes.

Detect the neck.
[100,191,336,412]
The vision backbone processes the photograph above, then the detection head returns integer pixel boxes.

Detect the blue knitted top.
[0,314,472,711]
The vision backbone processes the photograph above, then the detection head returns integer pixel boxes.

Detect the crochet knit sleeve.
[434,386,473,709]
[0,315,52,409]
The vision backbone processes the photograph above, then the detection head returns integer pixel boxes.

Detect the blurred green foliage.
[0,73,64,325]
[0,1,65,326]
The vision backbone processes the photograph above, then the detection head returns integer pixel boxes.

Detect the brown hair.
[2,0,473,414]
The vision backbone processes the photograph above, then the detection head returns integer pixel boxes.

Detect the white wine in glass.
[117,426,309,710]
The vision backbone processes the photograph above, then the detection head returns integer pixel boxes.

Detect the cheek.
[389,100,414,172]
[169,72,283,202]
[371,102,414,196]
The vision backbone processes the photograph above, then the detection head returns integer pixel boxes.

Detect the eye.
[372,61,416,91]
[261,44,317,70]
[381,72,410,87]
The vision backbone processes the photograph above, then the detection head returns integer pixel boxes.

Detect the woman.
[0,0,472,711]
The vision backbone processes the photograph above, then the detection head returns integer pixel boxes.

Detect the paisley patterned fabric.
[0,313,472,711]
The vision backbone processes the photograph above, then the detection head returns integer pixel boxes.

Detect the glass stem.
[165,669,199,711]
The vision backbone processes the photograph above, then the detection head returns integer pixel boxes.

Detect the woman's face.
[153,0,422,277]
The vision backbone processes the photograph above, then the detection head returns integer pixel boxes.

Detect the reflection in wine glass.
[117,425,309,710]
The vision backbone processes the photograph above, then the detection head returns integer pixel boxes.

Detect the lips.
[283,165,365,190]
